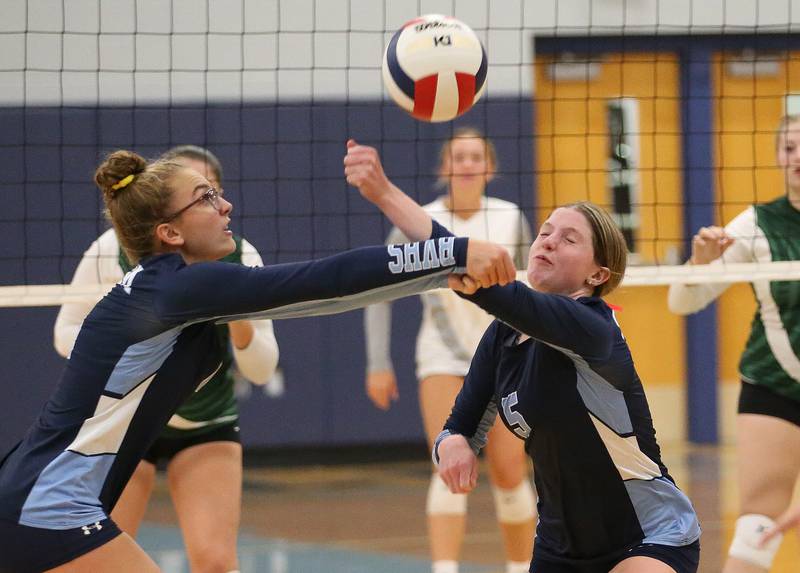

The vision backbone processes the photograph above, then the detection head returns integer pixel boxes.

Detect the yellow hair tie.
[111,174,135,191]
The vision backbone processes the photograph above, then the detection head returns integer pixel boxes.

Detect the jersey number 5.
[501,391,532,439]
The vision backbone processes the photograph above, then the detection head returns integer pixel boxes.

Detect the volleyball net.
[2,1,800,308]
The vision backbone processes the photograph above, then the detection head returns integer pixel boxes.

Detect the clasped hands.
[451,239,516,295]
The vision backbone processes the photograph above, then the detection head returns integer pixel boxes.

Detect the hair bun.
[94,150,147,201]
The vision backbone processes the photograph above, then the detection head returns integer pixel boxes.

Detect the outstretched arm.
[155,236,469,324]
[344,139,515,288]
[456,282,615,362]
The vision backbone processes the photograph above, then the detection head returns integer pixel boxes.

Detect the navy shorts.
[0,517,122,573]
[142,422,240,466]
[531,540,700,573]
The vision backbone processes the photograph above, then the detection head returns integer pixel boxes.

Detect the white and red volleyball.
[382,15,487,123]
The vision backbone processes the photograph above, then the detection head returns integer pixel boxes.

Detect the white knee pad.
[492,481,536,524]
[426,474,467,516]
[728,514,783,569]
[432,560,458,573]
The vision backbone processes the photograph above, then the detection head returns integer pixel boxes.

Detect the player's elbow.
[667,288,700,316]
[236,340,280,386]
[53,328,73,358]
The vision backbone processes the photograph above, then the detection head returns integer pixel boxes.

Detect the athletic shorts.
[738,381,800,427]
[0,517,122,573]
[142,422,240,466]
[530,540,700,573]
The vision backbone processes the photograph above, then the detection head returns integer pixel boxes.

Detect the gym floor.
[138,442,799,573]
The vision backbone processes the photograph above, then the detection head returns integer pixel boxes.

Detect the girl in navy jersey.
[345,141,701,573]
[53,145,280,573]
[0,149,515,573]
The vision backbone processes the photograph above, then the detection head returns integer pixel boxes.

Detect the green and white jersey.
[668,196,800,402]
[54,228,280,438]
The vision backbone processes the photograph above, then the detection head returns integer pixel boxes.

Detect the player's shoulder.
[578,295,611,311]
[238,235,258,256]
[237,235,267,267]
[139,253,186,276]
[755,195,795,218]
[726,204,758,230]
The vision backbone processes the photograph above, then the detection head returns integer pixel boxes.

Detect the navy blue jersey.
[0,228,465,530]
[438,283,700,564]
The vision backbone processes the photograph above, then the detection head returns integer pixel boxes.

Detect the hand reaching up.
[344,139,391,205]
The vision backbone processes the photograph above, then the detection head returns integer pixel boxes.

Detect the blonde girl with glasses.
[53,146,279,573]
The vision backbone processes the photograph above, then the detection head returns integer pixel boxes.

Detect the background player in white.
[363,128,535,573]
[668,115,800,573]
[53,145,278,573]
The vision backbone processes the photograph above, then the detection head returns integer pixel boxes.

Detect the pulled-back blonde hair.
[94,150,184,264]
[563,202,628,297]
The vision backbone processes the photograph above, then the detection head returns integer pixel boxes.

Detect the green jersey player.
[669,115,800,572]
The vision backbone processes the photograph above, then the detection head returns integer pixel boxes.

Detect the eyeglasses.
[162,187,223,223]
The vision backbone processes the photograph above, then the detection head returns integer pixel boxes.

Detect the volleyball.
[382,15,487,123]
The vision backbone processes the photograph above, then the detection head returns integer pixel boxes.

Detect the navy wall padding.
[0,97,535,452]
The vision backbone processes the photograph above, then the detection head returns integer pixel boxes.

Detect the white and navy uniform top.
[0,224,466,531]
[366,196,531,380]
[435,283,701,564]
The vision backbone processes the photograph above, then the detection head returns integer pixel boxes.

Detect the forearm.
[372,183,433,242]
[434,400,497,464]
[463,283,613,360]
[232,320,279,385]
[436,329,499,452]
[667,279,729,315]
[157,237,467,324]
[669,206,755,314]
[365,301,394,373]
[228,320,254,349]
